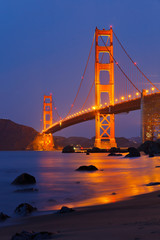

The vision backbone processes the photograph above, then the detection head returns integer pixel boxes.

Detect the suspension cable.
[113,31,160,92]
[80,80,94,111]
[65,33,95,118]
[100,35,141,93]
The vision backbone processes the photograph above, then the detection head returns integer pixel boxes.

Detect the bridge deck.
[43,92,159,134]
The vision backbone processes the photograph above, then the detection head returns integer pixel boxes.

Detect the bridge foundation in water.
[94,27,117,149]
[141,90,160,142]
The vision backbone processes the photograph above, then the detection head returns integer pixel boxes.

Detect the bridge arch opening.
[45,114,51,121]
[100,71,110,85]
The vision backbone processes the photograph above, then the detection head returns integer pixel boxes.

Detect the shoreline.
[1,190,160,239]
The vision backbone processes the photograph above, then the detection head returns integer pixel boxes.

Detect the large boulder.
[11,231,54,240]
[138,141,160,155]
[125,147,140,158]
[76,165,98,171]
[12,173,36,185]
[15,203,37,216]
[62,145,75,153]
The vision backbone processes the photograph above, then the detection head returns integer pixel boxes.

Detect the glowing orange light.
[134,62,137,65]
[146,89,149,93]
[121,96,124,100]
[151,87,155,91]
[88,108,91,110]
[136,92,139,96]
[128,95,131,98]
[115,99,118,102]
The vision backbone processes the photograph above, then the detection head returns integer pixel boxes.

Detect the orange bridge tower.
[43,94,53,131]
[94,27,117,149]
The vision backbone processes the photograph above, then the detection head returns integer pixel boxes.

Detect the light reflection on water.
[0,151,160,215]
[37,151,160,210]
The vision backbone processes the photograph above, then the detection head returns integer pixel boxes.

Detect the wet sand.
[1,190,160,239]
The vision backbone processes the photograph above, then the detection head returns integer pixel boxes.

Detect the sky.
[0,0,160,138]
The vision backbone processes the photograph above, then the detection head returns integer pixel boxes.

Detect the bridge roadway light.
[146,89,149,94]
[121,96,124,101]
[136,92,139,96]
[151,87,155,91]
[128,95,131,99]
[92,106,96,110]
[115,99,118,103]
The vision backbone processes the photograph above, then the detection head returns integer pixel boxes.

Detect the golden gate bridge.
[41,27,160,149]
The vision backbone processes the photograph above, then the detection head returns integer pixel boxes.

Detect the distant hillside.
[0,119,38,150]
[54,136,141,149]
[0,119,141,150]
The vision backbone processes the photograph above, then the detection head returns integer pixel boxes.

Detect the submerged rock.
[146,182,160,186]
[124,147,140,158]
[15,203,37,216]
[108,153,122,156]
[76,165,98,171]
[0,212,10,221]
[62,145,75,153]
[56,206,75,214]
[12,173,36,185]
[11,231,54,240]
[14,188,38,193]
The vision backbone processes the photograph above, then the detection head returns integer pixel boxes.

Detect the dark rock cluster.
[138,140,160,156]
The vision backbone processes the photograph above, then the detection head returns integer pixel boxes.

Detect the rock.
[62,145,75,153]
[108,152,117,156]
[146,182,160,186]
[11,231,54,240]
[149,153,154,158]
[124,147,140,158]
[138,141,160,155]
[89,147,107,153]
[76,165,98,171]
[14,188,38,193]
[15,203,37,216]
[12,173,36,185]
[0,212,10,221]
[56,206,75,214]
[108,153,122,156]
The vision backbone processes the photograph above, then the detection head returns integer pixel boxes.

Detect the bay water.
[0,151,160,218]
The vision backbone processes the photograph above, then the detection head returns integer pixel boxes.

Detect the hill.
[0,119,38,150]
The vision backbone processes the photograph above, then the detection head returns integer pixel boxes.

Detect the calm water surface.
[0,151,160,217]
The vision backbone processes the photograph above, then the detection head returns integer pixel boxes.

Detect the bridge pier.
[141,90,160,142]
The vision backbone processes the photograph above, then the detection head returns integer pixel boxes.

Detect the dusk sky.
[0,0,160,138]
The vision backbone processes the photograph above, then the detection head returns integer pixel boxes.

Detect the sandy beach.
[1,191,160,240]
